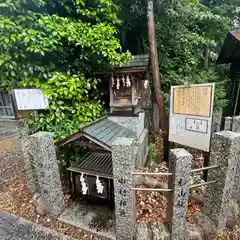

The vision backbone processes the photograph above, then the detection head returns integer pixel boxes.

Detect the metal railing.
[131,171,172,192]
[189,165,219,189]
[132,165,219,192]
[189,180,217,189]
[190,165,219,173]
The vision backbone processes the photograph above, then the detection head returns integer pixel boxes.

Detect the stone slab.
[133,129,148,168]
[192,212,216,237]
[0,211,19,224]
[59,202,115,240]
[109,112,145,138]
[0,211,72,240]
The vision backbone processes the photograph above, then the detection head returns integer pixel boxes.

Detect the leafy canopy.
[116,0,239,111]
[0,0,131,140]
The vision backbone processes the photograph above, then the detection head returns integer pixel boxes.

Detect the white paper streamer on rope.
[111,75,115,87]
[96,176,104,194]
[144,80,149,89]
[126,74,131,87]
[80,173,88,195]
[122,75,125,87]
[116,76,120,89]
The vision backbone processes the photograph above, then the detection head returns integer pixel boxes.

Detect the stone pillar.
[202,131,240,230]
[22,132,65,217]
[21,135,40,196]
[232,116,240,132]
[224,117,232,131]
[167,149,192,240]
[112,137,136,240]
[211,111,222,134]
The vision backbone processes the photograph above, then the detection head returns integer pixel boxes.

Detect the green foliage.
[0,0,131,139]
[147,142,161,165]
[117,0,239,110]
[21,73,104,140]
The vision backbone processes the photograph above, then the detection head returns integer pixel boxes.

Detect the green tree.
[0,0,131,140]
[116,0,239,111]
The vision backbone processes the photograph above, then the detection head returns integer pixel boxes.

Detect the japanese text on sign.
[13,88,49,110]
[173,86,213,117]
[169,83,215,152]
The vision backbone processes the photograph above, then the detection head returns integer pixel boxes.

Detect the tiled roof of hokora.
[81,117,136,148]
[120,54,149,68]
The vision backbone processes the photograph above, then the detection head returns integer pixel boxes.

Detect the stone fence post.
[167,148,192,240]
[224,116,240,132]
[232,116,240,132]
[112,137,136,240]
[21,131,65,217]
[202,131,240,230]
[224,117,232,131]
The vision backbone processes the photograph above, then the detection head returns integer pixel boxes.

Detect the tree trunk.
[146,0,169,161]
[146,0,166,131]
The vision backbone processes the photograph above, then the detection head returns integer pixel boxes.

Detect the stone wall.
[133,129,148,168]
[0,119,22,140]
[109,112,145,138]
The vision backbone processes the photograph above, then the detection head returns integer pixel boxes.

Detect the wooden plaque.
[172,85,213,117]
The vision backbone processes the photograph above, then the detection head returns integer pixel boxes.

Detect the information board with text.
[13,88,49,111]
[169,83,215,152]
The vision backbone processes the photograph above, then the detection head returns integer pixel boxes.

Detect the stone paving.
[59,202,115,240]
[0,211,72,240]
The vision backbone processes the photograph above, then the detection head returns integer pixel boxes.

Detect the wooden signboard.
[173,86,213,117]
[13,88,49,111]
[169,83,215,152]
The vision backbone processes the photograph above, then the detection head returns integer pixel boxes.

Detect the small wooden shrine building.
[55,55,149,202]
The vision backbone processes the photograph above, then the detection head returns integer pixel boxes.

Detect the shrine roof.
[55,116,136,151]
[217,30,240,64]
[96,54,149,74]
[68,152,113,178]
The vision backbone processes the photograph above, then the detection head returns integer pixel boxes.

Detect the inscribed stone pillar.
[21,135,40,195]
[224,117,232,131]
[202,131,240,230]
[232,116,240,132]
[112,137,136,240]
[167,148,192,240]
[27,132,65,217]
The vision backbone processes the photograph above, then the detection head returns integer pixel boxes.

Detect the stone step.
[192,212,217,238]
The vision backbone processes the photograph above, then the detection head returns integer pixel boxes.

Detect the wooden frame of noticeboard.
[169,83,215,152]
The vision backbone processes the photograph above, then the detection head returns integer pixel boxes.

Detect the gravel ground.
[0,137,95,240]
[1,136,240,240]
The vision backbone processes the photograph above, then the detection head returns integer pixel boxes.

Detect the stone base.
[59,202,116,240]
[192,212,217,237]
